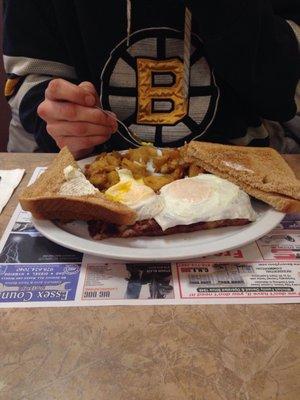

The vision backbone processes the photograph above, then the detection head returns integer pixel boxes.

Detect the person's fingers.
[72,148,96,160]
[55,134,110,154]
[78,81,97,95]
[78,82,117,119]
[45,78,96,107]
[46,121,115,138]
[38,100,118,129]
[105,110,117,119]
[79,81,100,106]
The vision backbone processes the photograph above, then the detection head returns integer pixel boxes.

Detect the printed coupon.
[176,261,300,299]
[82,262,174,300]
[0,263,81,303]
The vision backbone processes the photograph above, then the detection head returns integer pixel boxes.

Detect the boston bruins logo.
[101,28,219,147]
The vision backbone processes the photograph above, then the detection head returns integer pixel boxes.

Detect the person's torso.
[48,0,269,151]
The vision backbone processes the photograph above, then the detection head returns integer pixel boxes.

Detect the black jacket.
[3,0,300,152]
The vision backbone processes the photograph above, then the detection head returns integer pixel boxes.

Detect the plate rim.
[33,208,285,261]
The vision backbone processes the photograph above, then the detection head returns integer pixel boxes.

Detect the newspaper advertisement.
[0,167,299,307]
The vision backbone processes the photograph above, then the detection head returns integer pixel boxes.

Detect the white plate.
[32,157,285,261]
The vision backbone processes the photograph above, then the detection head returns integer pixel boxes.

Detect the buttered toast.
[19,147,136,225]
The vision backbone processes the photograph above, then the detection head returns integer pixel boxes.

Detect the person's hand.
[37,79,117,159]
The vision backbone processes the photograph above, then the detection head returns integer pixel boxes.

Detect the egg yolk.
[105,181,132,202]
[105,178,155,207]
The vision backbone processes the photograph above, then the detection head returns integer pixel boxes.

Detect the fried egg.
[155,174,257,230]
[105,169,163,221]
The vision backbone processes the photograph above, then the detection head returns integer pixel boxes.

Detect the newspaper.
[0,167,299,308]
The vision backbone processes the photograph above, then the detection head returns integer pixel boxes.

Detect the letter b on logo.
[137,58,188,125]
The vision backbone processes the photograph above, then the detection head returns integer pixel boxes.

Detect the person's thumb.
[78,81,99,106]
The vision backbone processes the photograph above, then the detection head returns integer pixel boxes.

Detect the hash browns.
[85,145,205,192]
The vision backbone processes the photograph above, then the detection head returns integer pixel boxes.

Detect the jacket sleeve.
[3,0,78,152]
[185,0,300,122]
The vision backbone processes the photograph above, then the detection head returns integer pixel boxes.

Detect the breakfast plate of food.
[19,142,300,261]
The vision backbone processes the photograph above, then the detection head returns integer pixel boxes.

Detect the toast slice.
[186,142,300,213]
[187,141,300,199]
[19,147,136,225]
